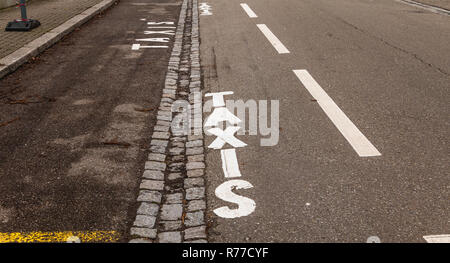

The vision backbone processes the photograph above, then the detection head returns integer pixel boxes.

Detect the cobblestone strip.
[129,0,207,243]
[183,0,207,243]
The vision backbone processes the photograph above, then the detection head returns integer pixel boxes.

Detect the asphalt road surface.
[0,0,181,242]
[0,0,448,243]
[201,0,449,242]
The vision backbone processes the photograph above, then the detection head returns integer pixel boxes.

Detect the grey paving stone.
[184,177,204,188]
[189,87,201,93]
[186,187,205,200]
[156,115,172,122]
[158,231,182,243]
[160,204,183,220]
[189,82,201,88]
[130,227,157,239]
[171,155,185,162]
[160,99,173,106]
[192,114,203,121]
[129,238,152,243]
[165,78,177,85]
[169,167,183,173]
[158,106,173,112]
[169,162,184,170]
[187,200,206,212]
[165,84,177,90]
[153,131,170,139]
[148,153,166,162]
[137,202,159,216]
[191,129,203,136]
[160,93,177,100]
[165,193,183,204]
[143,170,164,180]
[185,211,204,227]
[171,141,185,148]
[150,145,166,154]
[171,130,187,137]
[169,147,185,155]
[133,215,156,228]
[168,172,183,181]
[150,139,168,147]
[140,180,164,191]
[186,161,205,170]
[192,121,203,129]
[161,98,174,103]
[187,154,204,162]
[184,226,207,240]
[186,147,203,155]
[164,185,174,191]
[145,161,166,171]
[154,125,170,132]
[158,110,172,117]
[163,88,176,95]
[190,80,201,86]
[184,239,207,243]
[137,190,162,203]
[187,169,204,178]
[186,140,203,148]
[160,221,182,231]
[157,120,171,127]
[171,136,186,142]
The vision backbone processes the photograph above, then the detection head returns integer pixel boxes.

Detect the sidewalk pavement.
[0,0,104,60]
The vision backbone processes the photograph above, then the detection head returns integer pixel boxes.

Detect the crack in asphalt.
[334,15,449,77]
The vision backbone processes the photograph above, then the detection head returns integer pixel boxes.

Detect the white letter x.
[208,127,247,149]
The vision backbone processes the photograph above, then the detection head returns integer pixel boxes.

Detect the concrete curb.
[0,0,117,80]
[129,0,207,243]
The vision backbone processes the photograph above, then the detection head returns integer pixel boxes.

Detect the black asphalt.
[200,0,449,243]
[1,0,448,244]
[0,0,181,241]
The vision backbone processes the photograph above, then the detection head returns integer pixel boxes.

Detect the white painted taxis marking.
[144,30,175,35]
[208,127,248,149]
[214,180,256,218]
[136,38,170,42]
[132,20,175,50]
[221,148,242,178]
[132,44,168,50]
[205,92,255,219]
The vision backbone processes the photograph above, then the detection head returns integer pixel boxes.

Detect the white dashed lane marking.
[293,69,381,157]
[240,3,258,18]
[256,24,290,54]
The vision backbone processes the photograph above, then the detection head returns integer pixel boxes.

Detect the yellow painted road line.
[0,231,120,243]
